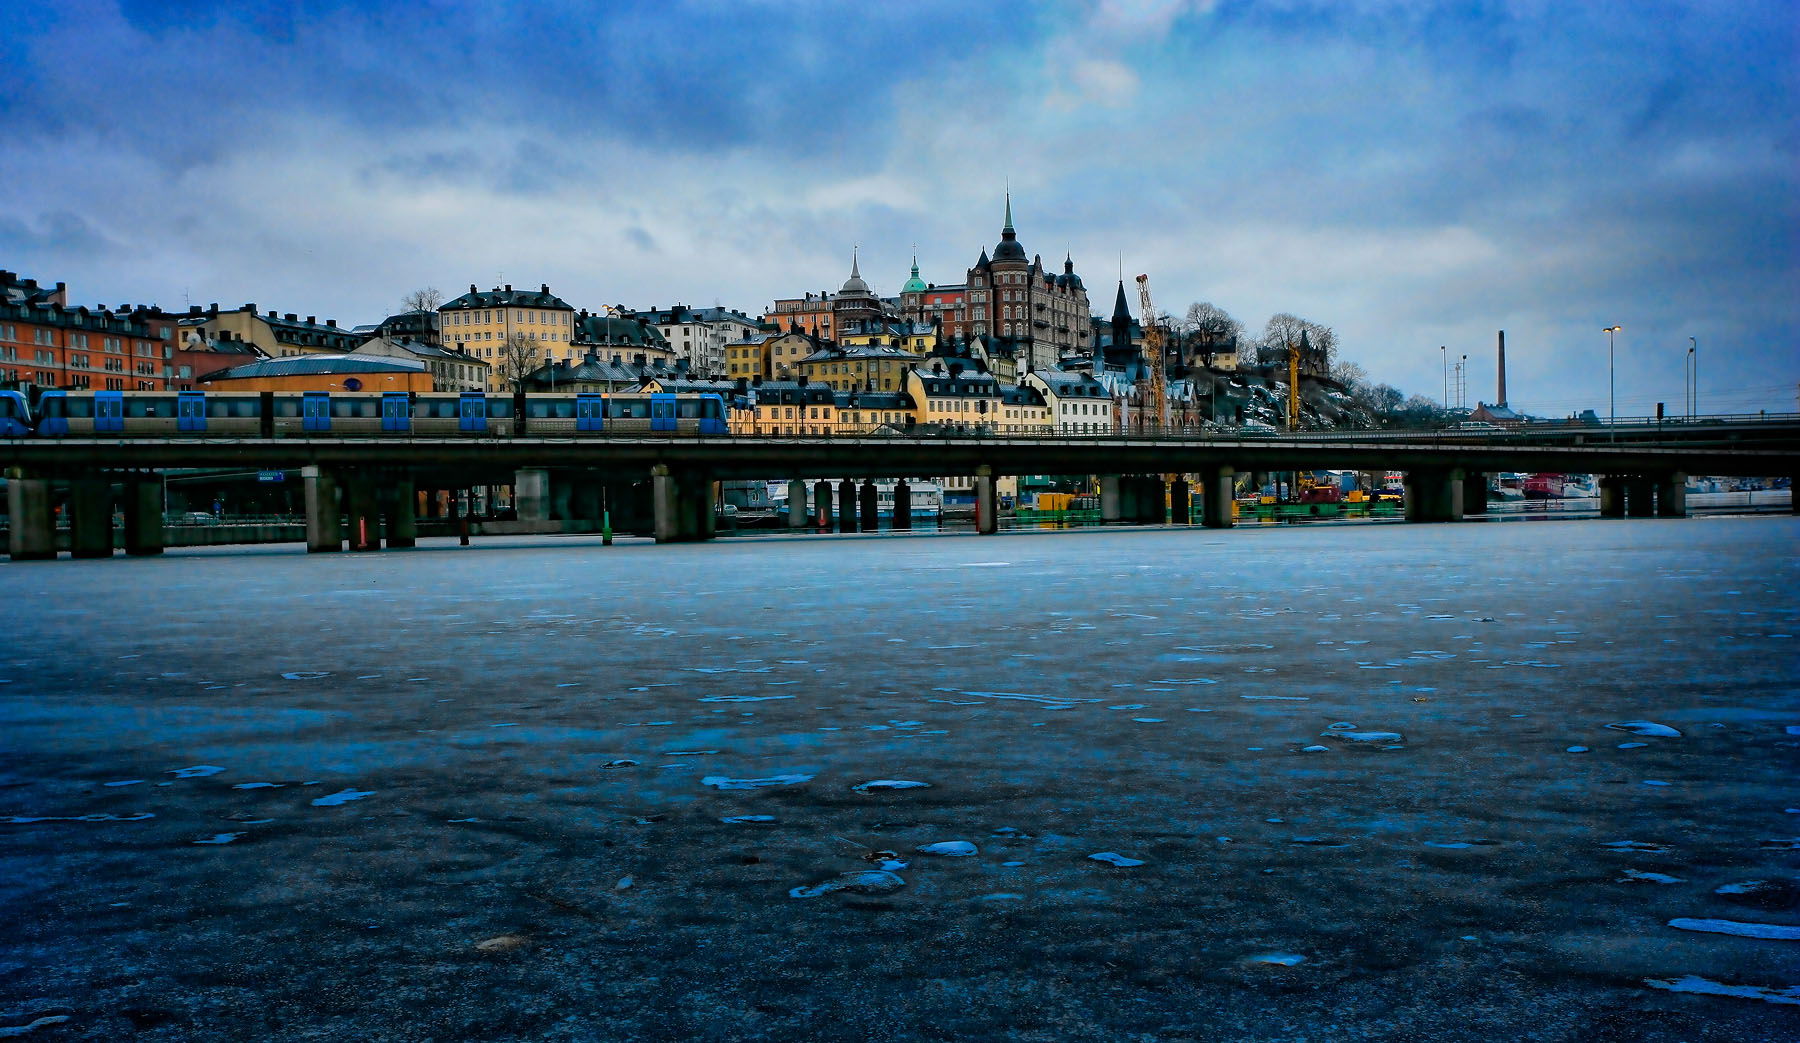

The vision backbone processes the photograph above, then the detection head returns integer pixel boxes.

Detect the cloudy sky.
[3,0,1794,415]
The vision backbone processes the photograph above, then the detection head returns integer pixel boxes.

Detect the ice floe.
[851,779,931,794]
[1602,840,1671,853]
[1323,730,1405,745]
[310,789,375,807]
[103,780,144,787]
[1,812,155,824]
[721,815,777,824]
[0,1015,71,1037]
[1299,745,1330,753]
[1088,852,1144,867]
[1245,953,1305,966]
[192,832,246,845]
[697,695,793,703]
[918,841,978,857]
[1607,721,1682,738]
[280,671,331,680]
[1566,746,1589,753]
[1644,975,1800,1005]
[702,774,813,790]
[788,870,906,899]
[168,765,226,778]
[231,782,283,790]
[1667,918,1800,940]
[1619,869,1684,884]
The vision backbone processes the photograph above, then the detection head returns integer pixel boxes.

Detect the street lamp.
[1688,336,1697,418]
[1440,345,1447,408]
[1603,326,1622,428]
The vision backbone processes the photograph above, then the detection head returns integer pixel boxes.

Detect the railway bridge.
[4,417,1797,558]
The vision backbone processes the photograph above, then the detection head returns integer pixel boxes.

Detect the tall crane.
[1134,274,1168,431]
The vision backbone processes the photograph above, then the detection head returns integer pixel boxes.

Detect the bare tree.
[495,332,542,393]
[1257,313,1338,373]
[401,287,443,314]
[1181,302,1243,367]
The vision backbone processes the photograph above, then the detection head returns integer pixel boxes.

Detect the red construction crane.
[1134,274,1168,431]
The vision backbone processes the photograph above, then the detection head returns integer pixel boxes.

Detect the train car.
[36,390,182,437]
[600,392,728,435]
[0,390,33,437]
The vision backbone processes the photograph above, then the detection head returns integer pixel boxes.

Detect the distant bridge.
[4,414,1796,557]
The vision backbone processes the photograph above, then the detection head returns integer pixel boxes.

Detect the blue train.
[21,389,730,438]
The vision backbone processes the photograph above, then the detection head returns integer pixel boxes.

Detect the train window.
[549,399,575,418]
[50,397,85,418]
[486,399,515,418]
[331,399,378,418]
[609,399,648,419]
[125,397,174,417]
[274,398,302,417]
[678,400,702,418]
[423,399,458,418]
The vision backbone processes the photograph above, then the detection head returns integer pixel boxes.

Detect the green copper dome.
[901,256,926,294]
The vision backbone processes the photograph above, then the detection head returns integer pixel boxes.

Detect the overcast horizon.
[3,0,1795,416]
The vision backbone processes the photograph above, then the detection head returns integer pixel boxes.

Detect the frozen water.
[1088,852,1144,867]
[1566,746,1589,753]
[1607,721,1682,738]
[310,789,375,807]
[720,815,776,824]
[1603,840,1671,853]
[697,695,793,703]
[1325,731,1405,744]
[851,780,930,794]
[917,841,978,857]
[1245,953,1305,966]
[702,774,813,790]
[1300,745,1330,753]
[1666,918,1800,940]
[0,1016,71,1037]
[788,870,905,899]
[168,765,226,778]
[192,832,246,845]
[280,671,330,680]
[1619,869,1684,884]
[1,812,155,824]
[1132,718,1165,724]
[1617,742,1648,749]
[231,782,283,790]
[1644,975,1800,1006]
[103,780,145,787]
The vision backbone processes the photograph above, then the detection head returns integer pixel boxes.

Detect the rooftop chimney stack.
[1497,330,1507,407]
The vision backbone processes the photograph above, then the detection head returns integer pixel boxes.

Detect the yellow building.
[794,340,918,392]
[176,303,361,358]
[839,320,937,356]
[439,283,577,390]
[727,329,821,382]
[904,363,1002,430]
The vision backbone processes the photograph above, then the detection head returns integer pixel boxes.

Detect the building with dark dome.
[962,196,1091,373]
[830,250,888,331]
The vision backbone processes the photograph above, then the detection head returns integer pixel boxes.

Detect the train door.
[381,393,412,432]
[302,392,331,432]
[177,391,207,432]
[458,393,488,433]
[95,391,125,433]
[650,394,676,432]
[576,394,604,432]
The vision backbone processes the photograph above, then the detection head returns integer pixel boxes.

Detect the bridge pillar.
[1461,472,1489,516]
[1169,479,1191,524]
[549,473,574,523]
[1598,476,1625,517]
[303,466,342,552]
[1201,467,1235,529]
[652,465,681,543]
[1404,469,1462,523]
[1099,475,1122,523]
[1657,472,1687,518]
[975,466,998,535]
[6,470,55,561]
[1143,478,1167,524]
[1626,477,1658,517]
[681,473,715,541]
[345,472,382,551]
[859,480,878,532]
[1792,474,1799,515]
[787,479,809,528]
[515,468,550,524]
[123,476,165,556]
[386,474,417,548]
[838,479,857,533]
[813,480,833,529]
[69,477,114,559]
[893,480,912,531]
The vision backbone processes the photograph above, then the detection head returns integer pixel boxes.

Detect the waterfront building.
[795,338,921,393]
[439,283,576,388]
[195,352,433,393]
[629,303,759,377]
[1022,369,1113,433]
[176,303,361,361]
[0,270,173,390]
[962,197,1091,373]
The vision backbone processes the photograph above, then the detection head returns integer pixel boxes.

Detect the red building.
[0,270,174,390]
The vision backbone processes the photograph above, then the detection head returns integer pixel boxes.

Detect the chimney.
[326,319,336,327]
[306,316,315,325]
[1497,330,1507,406]
[504,284,512,292]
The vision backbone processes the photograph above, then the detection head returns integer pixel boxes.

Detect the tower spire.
[851,246,861,280]
[1003,191,1014,233]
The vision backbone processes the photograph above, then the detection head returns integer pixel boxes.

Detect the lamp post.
[1688,336,1697,418]
[1603,326,1622,429]
[1440,345,1447,408]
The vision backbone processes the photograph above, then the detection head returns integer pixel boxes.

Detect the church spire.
[850,247,861,281]
[1004,192,1014,233]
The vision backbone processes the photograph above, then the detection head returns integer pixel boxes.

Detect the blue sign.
[258,471,286,483]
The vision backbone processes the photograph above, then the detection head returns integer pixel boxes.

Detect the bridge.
[5,415,1796,558]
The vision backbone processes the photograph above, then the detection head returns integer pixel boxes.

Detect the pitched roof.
[210,353,426,379]
[442,284,573,311]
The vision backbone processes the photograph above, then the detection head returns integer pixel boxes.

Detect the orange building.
[196,353,434,393]
[1,269,174,390]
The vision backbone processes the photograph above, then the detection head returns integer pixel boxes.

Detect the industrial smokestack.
[1497,330,1507,406]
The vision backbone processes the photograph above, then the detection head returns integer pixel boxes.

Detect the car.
[1448,421,1506,433]
[170,511,220,525]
